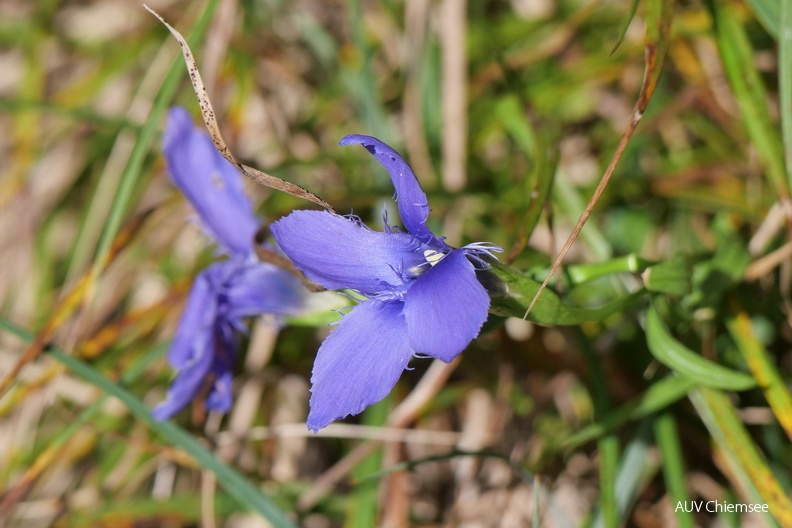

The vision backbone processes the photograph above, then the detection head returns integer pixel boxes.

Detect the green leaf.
[486,260,647,324]
[642,256,691,296]
[645,305,756,391]
[349,399,388,528]
[683,228,751,310]
[577,327,619,528]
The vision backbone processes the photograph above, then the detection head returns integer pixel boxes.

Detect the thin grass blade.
[593,421,657,527]
[707,0,789,201]
[495,95,557,263]
[654,412,694,528]
[689,387,792,526]
[726,309,792,439]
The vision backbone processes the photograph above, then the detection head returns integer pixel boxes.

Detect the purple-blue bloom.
[153,107,305,420]
[270,135,500,432]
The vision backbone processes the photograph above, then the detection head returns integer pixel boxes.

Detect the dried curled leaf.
[144,5,334,212]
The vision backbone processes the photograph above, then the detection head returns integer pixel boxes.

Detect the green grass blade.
[59,494,238,526]
[87,0,220,283]
[654,412,694,528]
[0,318,298,528]
[645,304,756,391]
[495,95,557,259]
[642,256,692,296]
[29,341,167,460]
[532,475,540,528]
[594,421,657,527]
[745,0,779,38]
[552,173,612,261]
[595,434,619,528]
[780,0,792,188]
[707,0,788,200]
[562,375,696,450]
[577,329,619,528]
[349,399,388,528]
[609,0,641,56]
[689,387,792,526]
[726,310,792,439]
[343,0,392,142]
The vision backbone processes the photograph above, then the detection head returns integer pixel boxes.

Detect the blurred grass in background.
[1,0,791,526]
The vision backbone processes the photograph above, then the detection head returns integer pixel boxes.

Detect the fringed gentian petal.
[270,209,427,294]
[339,134,442,247]
[403,249,490,361]
[308,300,413,432]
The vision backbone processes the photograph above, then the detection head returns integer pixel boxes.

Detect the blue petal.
[205,326,237,413]
[339,135,441,246]
[206,372,234,413]
[167,268,219,368]
[270,210,427,294]
[308,299,413,432]
[152,324,216,420]
[164,107,258,255]
[225,260,306,320]
[403,249,490,361]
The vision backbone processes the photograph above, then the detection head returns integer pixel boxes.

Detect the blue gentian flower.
[270,135,501,431]
[153,107,305,420]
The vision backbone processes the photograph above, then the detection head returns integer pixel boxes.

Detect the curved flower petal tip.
[164,106,258,255]
[339,134,438,245]
[270,209,426,295]
[403,249,490,362]
[307,300,413,432]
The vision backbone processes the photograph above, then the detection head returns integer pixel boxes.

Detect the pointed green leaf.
[645,305,756,391]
